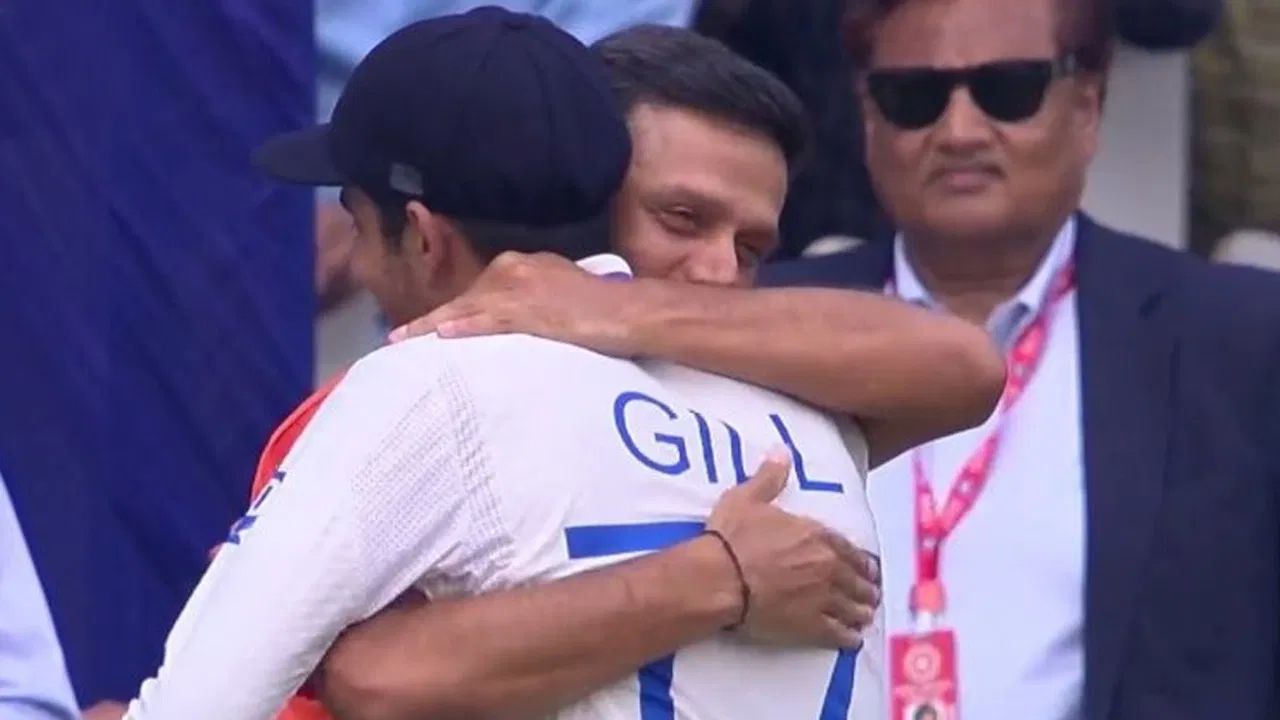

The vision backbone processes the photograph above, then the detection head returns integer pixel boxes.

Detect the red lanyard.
[893,262,1075,616]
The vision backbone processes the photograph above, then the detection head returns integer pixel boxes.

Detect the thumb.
[734,447,792,503]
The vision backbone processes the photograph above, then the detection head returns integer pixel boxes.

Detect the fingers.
[389,304,462,342]
[861,551,881,587]
[821,529,881,604]
[437,313,506,339]
[821,527,863,568]
[827,581,878,647]
[820,531,882,603]
[818,555,876,649]
[389,296,494,342]
[817,615,864,650]
[825,577,877,625]
[734,447,792,503]
[829,553,877,602]
[392,311,504,342]
[820,531,880,646]
[822,588,863,631]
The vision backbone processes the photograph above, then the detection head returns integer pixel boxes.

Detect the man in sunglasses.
[752,0,1277,719]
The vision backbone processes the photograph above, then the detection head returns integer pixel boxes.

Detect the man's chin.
[920,202,1015,242]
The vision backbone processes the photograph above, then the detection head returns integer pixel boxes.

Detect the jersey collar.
[577,253,633,280]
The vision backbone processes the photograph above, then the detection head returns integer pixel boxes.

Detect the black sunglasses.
[865,57,1078,130]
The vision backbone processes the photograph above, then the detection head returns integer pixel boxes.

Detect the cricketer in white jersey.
[125,257,886,720]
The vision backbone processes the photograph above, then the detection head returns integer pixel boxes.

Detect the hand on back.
[388,251,643,357]
[709,451,881,649]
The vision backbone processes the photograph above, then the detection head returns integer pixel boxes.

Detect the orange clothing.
[248,373,344,499]
[248,374,344,720]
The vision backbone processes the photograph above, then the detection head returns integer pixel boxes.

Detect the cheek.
[349,234,397,296]
[614,214,687,280]
[867,132,927,208]
[1001,113,1078,181]
[348,240,379,289]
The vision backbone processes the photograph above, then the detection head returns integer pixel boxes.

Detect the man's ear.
[399,199,450,283]
[1071,76,1104,163]
[401,199,436,255]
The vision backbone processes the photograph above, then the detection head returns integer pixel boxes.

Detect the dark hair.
[372,194,609,261]
[593,24,811,173]
[450,215,611,261]
[842,0,1116,75]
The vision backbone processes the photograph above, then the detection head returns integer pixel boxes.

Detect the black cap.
[252,6,630,227]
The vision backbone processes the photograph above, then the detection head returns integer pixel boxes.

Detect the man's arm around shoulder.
[624,279,1005,465]
[403,252,1005,466]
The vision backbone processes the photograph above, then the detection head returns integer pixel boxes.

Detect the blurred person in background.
[757,0,1279,718]
[695,0,886,260]
[691,0,1221,260]
[1189,0,1280,257]
[0,471,78,720]
[314,0,697,312]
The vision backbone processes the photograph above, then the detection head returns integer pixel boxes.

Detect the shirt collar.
[891,217,1077,346]
[577,253,633,280]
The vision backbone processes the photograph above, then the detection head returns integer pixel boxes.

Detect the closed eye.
[658,206,701,234]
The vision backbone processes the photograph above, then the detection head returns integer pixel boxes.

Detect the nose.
[935,86,992,151]
[681,239,741,287]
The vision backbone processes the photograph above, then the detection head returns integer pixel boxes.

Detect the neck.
[903,223,1061,325]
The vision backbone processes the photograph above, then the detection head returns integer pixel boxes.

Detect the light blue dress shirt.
[871,219,1087,720]
[0,473,78,720]
[317,0,698,121]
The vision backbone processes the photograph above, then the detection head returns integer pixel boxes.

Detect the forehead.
[624,103,787,208]
[871,0,1059,68]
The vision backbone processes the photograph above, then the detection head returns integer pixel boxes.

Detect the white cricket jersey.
[125,255,886,720]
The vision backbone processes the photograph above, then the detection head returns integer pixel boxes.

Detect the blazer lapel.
[838,240,894,288]
[1075,215,1177,720]
[770,238,894,289]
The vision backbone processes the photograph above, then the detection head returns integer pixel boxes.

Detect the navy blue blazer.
[760,215,1280,720]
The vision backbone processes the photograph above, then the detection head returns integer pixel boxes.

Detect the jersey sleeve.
[125,343,496,720]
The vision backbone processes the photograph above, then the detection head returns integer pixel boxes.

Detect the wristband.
[702,528,750,630]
